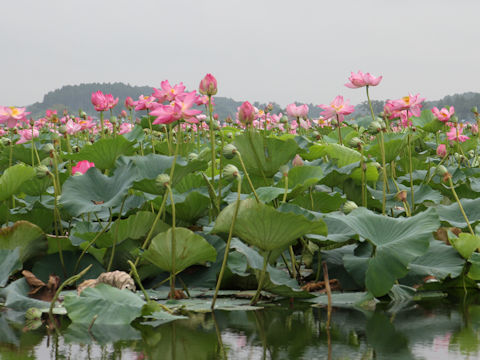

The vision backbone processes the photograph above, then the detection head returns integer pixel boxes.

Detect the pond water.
[1,295,480,360]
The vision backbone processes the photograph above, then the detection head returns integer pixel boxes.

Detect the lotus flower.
[432,106,454,123]
[345,71,382,88]
[0,106,30,128]
[72,160,95,175]
[199,73,218,96]
[318,96,355,122]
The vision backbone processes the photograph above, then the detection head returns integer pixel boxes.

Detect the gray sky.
[1,0,479,108]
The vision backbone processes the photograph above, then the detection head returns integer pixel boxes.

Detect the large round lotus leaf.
[276,166,323,199]
[143,228,217,273]
[65,136,135,170]
[367,133,406,164]
[60,163,135,216]
[232,131,298,177]
[436,198,480,229]
[345,207,439,297]
[213,198,327,251]
[304,143,361,166]
[168,190,210,224]
[0,164,35,202]
[0,221,46,262]
[0,248,22,287]
[64,284,145,325]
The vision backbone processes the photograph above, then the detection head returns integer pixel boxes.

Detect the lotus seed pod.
[188,152,199,161]
[58,125,67,134]
[471,106,478,114]
[1,138,11,146]
[43,143,55,153]
[223,164,240,179]
[368,121,382,134]
[155,174,171,188]
[110,116,117,124]
[343,200,358,214]
[330,118,338,126]
[371,162,381,169]
[226,132,233,139]
[25,307,42,321]
[280,115,289,124]
[454,153,461,162]
[468,150,475,158]
[80,110,88,119]
[450,115,459,123]
[292,154,304,167]
[35,165,50,178]
[223,143,238,159]
[279,165,289,177]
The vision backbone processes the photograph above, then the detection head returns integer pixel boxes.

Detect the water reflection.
[1,296,480,359]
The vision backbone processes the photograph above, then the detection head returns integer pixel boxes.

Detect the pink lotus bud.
[471,123,479,135]
[72,160,95,175]
[436,144,447,158]
[292,154,304,167]
[125,96,135,110]
[238,101,255,126]
[199,73,218,96]
[120,110,128,118]
[214,113,219,120]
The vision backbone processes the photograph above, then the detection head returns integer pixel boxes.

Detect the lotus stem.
[127,260,150,302]
[360,145,366,207]
[251,251,272,305]
[336,114,343,146]
[99,111,105,139]
[282,174,289,203]
[217,132,224,210]
[322,261,332,329]
[208,96,216,182]
[74,209,113,274]
[289,246,297,279]
[49,264,93,328]
[448,177,474,235]
[379,131,387,215]
[107,195,127,272]
[212,177,242,309]
[166,184,176,300]
[366,85,376,124]
[237,152,260,203]
[407,132,415,212]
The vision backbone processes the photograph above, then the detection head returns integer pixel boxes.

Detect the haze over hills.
[26,82,480,122]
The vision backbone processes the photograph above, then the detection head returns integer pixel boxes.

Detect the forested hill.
[26,82,480,122]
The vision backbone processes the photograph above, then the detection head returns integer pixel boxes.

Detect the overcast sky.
[1,0,479,108]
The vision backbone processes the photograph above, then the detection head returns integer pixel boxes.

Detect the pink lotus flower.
[387,94,425,117]
[432,106,454,123]
[16,128,39,144]
[436,144,447,157]
[318,96,355,122]
[91,91,118,112]
[134,95,156,111]
[72,160,95,175]
[65,119,82,135]
[150,92,201,125]
[0,106,30,128]
[124,96,135,110]
[345,71,382,89]
[237,101,256,126]
[447,125,469,142]
[286,103,309,119]
[152,80,186,103]
[118,122,134,135]
[199,73,218,96]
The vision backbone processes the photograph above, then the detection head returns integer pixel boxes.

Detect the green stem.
[449,177,474,235]
[336,114,343,145]
[99,111,105,139]
[208,96,216,182]
[289,246,297,279]
[127,260,150,302]
[251,251,271,305]
[366,85,376,123]
[237,152,260,203]
[379,132,387,215]
[282,175,289,203]
[407,133,415,212]
[360,146,366,207]
[166,185,176,299]
[212,177,242,309]
[106,196,127,272]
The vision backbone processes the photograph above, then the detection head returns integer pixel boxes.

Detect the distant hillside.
[26,83,480,122]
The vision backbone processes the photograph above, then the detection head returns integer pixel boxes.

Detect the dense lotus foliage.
[1,72,480,331]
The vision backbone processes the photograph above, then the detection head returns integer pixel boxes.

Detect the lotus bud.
[292,154,304,167]
[238,101,255,126]
[343,200,358,214]
[155,174,170,188]
[436,165,449,176]
[368,121,382,134]
[110,116,117,124]
[199,73,218,96]
[454,153,461,162]
[450,115,459,123]
[266,103,274,113]
[25,307,42,321]
[349,137,363,149]
[223,143,238,159]
[436,144,447,158]
[225,116,233,124]
[187,153,199,161]
[472,106,478,115]
[29,118,35,126]
[279,165,289,177]
[35,165,50,178]
[395,190,407,202]
[223,164,240,179]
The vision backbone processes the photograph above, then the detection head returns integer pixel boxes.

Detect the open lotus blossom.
[118,122,134,135]
[152,80,186,103]
[432,106,455,122]
[0,106,30,128]
[386,94,425,117]
[16,128,39,144]
[65,119,83,135]
[150,92,201,125]
[91,91,119,112]
[134,95,156,111]
[286,103,309,119]
[345,71,383,88]
[72,160,95,175]
[447,124,470,142]
[318,95,355,122]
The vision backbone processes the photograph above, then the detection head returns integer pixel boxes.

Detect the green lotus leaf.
[0,221,46,262]
[64,323,141,345]
[0,278,50,311]
[367,133,405,163]
[291,191,345,213]
[305,143,361,166]
[143,228,217,273]
[436,198,480,229]
[231,131,298,177]
[467,253,480,280]
[345,207,439,297]
[168,190,211,224]
[60,163,135,216]
[19,176,52,196]
[0,164,35,202]
[64,284,145,325]
[0,248,22,287]
[449,232,480,259]
[65,136,135,170]
[214,199,326,251]
[276,165,323,199]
